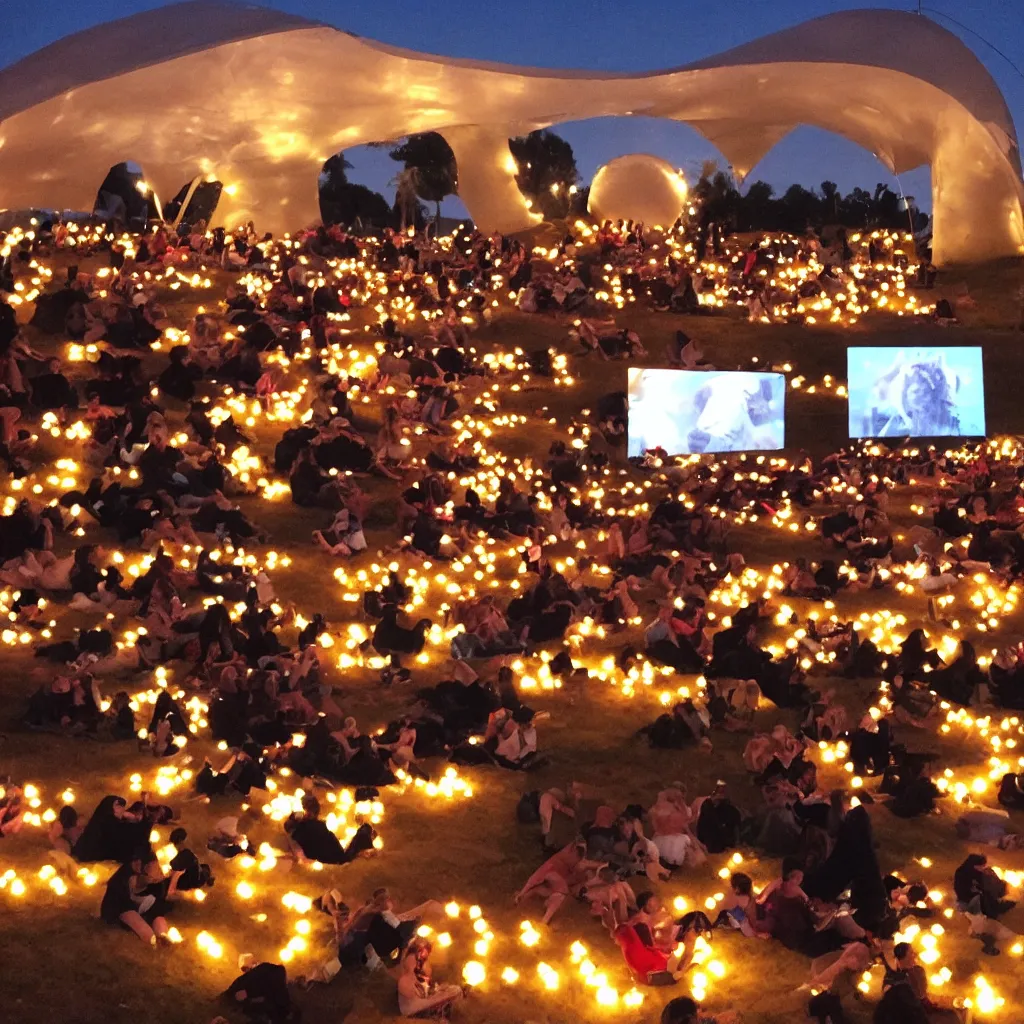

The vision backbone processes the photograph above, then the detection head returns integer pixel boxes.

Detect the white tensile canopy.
[0,3,1021,263]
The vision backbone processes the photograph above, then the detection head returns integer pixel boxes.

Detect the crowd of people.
[0,203,1014,1024]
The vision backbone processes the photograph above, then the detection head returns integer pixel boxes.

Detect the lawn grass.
[1,248,1024,1024]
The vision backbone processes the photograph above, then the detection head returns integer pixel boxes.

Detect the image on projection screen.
[627,368,786,457]
[847,347,986,439]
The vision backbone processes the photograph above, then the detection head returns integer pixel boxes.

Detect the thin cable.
[891,171,921,241]
[921,6,1024,82]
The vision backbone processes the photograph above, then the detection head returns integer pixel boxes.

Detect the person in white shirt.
[494,707,543,770]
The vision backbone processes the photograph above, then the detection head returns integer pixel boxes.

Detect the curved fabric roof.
[0,4,318,121]
[685,9,1018,153]
[0,3,1020,263]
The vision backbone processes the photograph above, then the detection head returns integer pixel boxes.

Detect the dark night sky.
[2,0,1022,218]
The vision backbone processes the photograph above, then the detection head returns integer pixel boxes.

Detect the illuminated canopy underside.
[0,3,1021,264]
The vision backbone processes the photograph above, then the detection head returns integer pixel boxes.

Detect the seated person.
[341,889,442,968]
[397,938,464,1019]
[606,908,704,985]
[224,954,295,1024]
[515,839,599,925]
[284,795,376,866]
[100,849,172,945]
[758,858,865,956]
[165,827,214,895]
[0,784,25,837]
[661,996,738,1024]
[878,942,939,1019]
[493,706,536,763]
[716,872,767,939]
[312,506,367,556]
[49,805,84,859]
[695,782,742,854]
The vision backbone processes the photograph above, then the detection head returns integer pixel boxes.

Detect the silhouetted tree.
[318,153,392,228]
[840,187,873,227]
[508,130,578,219]
[738,180,775,231]
[820,180,840,222]
[320,153,352,189]
[777,184,821,232]
[388,133,458,228]
[392,168,421,233]
[872,183,904,229]
[693,168,742,230]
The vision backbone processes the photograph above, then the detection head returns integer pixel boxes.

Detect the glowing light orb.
[588,154,688,228]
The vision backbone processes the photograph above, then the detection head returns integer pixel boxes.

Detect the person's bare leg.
[313,531,350,556]
[0,407,20,444]
[120,911,156,944]
[646,859,670,883]
[398,900,443,922]
[538,791,564,844]
[319,693,345,721]
[832,914,866,941]
[542,889,567,925]
[607,883,630,923]
[804,944,870,992]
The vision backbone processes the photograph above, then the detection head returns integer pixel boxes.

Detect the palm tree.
[387,134,457,232]
[391,168,420,233]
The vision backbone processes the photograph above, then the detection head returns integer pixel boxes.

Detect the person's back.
[226,961,291,1021]
[697,796,738,853]
[874,981,930,1024]
[763,886,813,951]
[953,857,982,905]
[290,815,344,864]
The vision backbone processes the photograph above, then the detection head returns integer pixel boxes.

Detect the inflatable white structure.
[588,155,689,228]
[0,3,1021,263]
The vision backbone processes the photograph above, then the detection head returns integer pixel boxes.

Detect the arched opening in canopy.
[163,177,223,232]
[93,161,161,229]
[315,139,471,233]
[523,116,931,240]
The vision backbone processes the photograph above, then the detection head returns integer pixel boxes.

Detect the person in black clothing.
[873,982,930,1024]
[927,640,984,706]
[100,849,171,944]
[954,852,1015,922]
[284,795,376,865]
[196,744,269,799]
[696,783,742,853]
[165,827,213,895]
[288,447,332,507]
[641,700,708,749]
[68,545,104,598]
[72,795,150,863]
[887,629,943,685]
[804,805,888,933]
[340,887,438,969]
[998,772,1024,810]
[849,716,892,777]
[224,956,297,1023]
[708,620,804,708]
[29,357,78,415]
[157,346,203,401]
[146,689,190,756]
[198,602,235,661]
[885,753,941,819]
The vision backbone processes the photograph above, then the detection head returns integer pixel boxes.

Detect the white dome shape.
[588,154,688,228]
